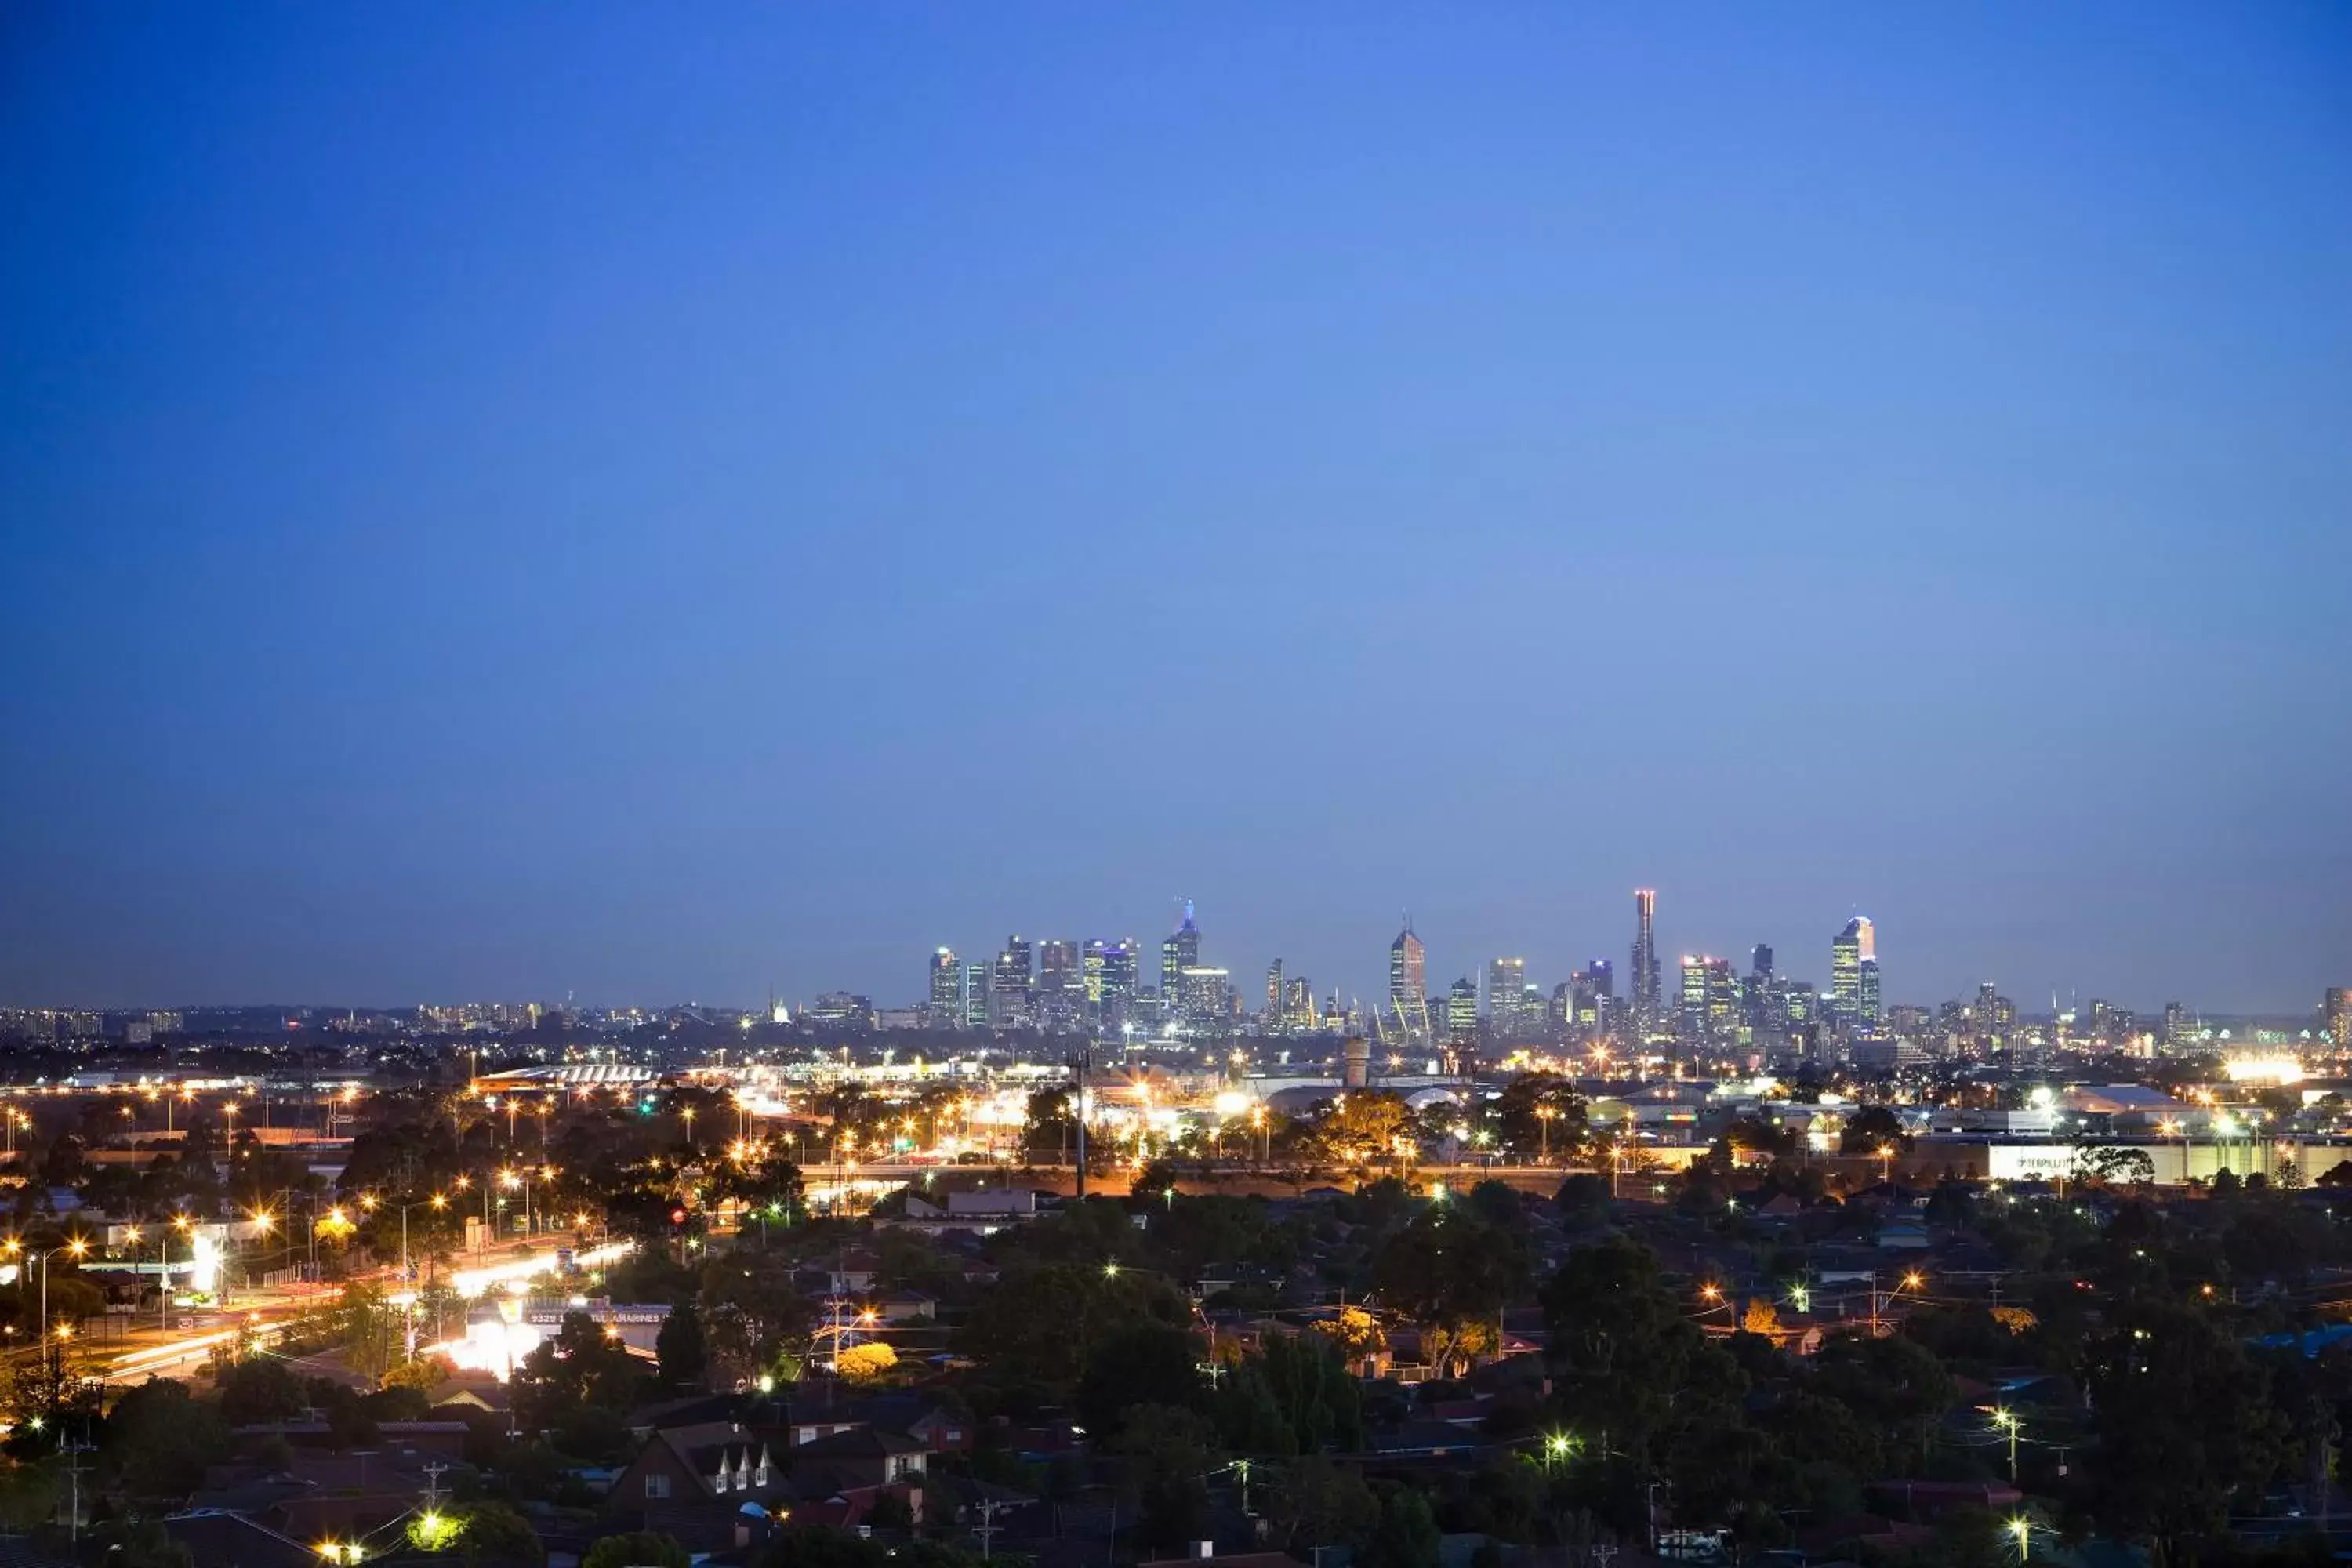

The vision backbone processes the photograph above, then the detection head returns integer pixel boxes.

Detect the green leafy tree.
[657,1301,708,1388]
[1371,1207,1529,1376]
[584,1532,690,1568]
[1361,1486,1443,1568]
[1271,1455,1379,1554]
[510,1311,646,1432]
[2081,1300,2287,1562]
[103,1376,226,1501]
[1112,1403,1221,1548]
[1078,1321,1202,1440]
[1541,1236,1741,1469]
[217,1357,307,1426]
[1495,1074,1588,1160]
[1838,1105,1911,1156]
[456,1499,546,1567]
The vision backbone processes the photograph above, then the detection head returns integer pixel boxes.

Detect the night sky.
[3,7,2347,1014]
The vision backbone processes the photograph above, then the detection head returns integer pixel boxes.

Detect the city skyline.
[2,883,2332,1023]
[5,8,2348,1015]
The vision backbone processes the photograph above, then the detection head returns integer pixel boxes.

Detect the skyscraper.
[991,936,1035,1029]
[1485,956,1528,1040]
[1388,921,1430,1043]
[1631,889,1661,1026]
[2328,989,2351,1052]
[1831,917,1879,1028]
[1161,900,1200,1012]
[1266,959,1285,1028]
[1446,977,1479,1046]
[963,962,988,1028]
[1097,939,1139,1028]
[928,948,960,1027]
[1036,939,1082,1032]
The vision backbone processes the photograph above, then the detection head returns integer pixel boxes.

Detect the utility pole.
[1072,1048,1088,1200]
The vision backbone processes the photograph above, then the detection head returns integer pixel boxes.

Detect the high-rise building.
[1285,976,1316,1033]
[963,963,989,1028]
[1446,978,1479,1046]
[1266,960,1285,1028]
[1388,921,1430,1042]
[1631,890,1661,1026]
[1485,957,1529,1040]
[1162,901,1201,1012]
[2328,989,2352,1053]
[1036,940,1083,1033]
[1180,966,1232,1027]
[1088,939,1140,1029]
[991,936,1035,1029]
[1679,956,1711,1041]
[1751,945,1773,984]
[1831,917,1879,1028]
[2162,1000,2189,1048]
[928,948,961,1027]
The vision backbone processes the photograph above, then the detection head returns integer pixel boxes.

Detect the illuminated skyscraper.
[1161,900,1200,1012]
[1631,890,1661,1025]
[1036,940,1082,1032]
[991,936,1035,1028]
[928,948,960,1027]
[1266,959,1285,1027]
[1388,921,1430,1043]
[1831,917,1879,1027]
[1485,956,1528,1040]
[1446,977,1479,1046]
[2327,989,2350,1052]
[963,963,988,1028]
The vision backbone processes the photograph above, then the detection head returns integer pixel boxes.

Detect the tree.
[656,1301,708,1388]
[1495,1074,1588,1160]
[456,1499,546,1567]
[1361,1486,1443,1568]
[1541,1235,1742,1468]
[1021,1087,1077,1165]
[961,1261,1190,1398]
[1271,1454,1378,1554]
[1079,1321,1202,1440]
[510,1311,646,1432]
[2080,1300,2285,1561]
[2077,1146,2155,1189]
[1838,1106,1911,1156]
[1317,1093,1412,1168]
[1112,1403,1221,1548]
[1554,1173,1612,1228]
[103,1376,226,1501]
[584,1533,689,1568]
[836,1342,897,1385]
[218,1357,307,1426]
[1371,1207,1529,1376]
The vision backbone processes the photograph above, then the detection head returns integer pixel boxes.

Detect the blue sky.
[3,5,2347,1014]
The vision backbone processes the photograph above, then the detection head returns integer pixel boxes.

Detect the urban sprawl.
[0,892,2346,1568]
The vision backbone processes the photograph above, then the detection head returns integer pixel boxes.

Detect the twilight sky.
[3,6,2349,1016]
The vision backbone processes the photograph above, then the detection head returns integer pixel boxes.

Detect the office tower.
[1162,900,1201,1011]
[1266,960,1285,1028]
[928,948,960,1027]
[1286,976,1315,1032]
[2328,989,2352,1051]
[1631,890,1661,1025]
[1831,917,1878,1027]
[1569,964,1606,1031]
[1751,944,1774,983]
[1090,939,1139,1029]
[2162,1000,2187,1048]
[963,963,989,1028]
[1036,940,1082,1033]
[1388,921,1431,1042]
[1446,978,1479,1045]
[1180,966,1231,1026]
[1485,956,1527,1040]
[991,936,1035,1028]
[1679,956,1711,1041]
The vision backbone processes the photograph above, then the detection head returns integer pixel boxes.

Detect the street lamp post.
[1993,1408,2020,1482]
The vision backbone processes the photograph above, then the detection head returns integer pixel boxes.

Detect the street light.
[2006,1515,2032,1563]
[1992,1408,2020,1481]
